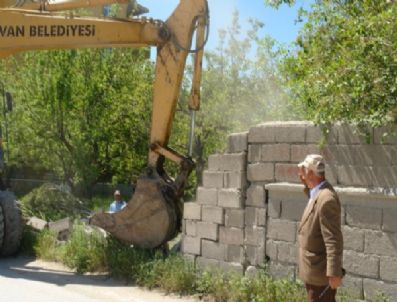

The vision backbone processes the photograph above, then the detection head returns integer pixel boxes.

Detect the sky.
[140,0,313,51]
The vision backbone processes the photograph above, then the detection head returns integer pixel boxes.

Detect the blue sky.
[140,0,312,50]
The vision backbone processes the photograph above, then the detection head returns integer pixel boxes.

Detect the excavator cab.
[0,0,209,251]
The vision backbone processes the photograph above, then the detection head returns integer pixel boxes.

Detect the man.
[109,190,127,213]
[297,154,343,302]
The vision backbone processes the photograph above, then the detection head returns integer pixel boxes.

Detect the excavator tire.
[90,173,180,249]
[0,191,23,256]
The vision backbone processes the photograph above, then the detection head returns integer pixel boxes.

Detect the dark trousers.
[305,283,336,302]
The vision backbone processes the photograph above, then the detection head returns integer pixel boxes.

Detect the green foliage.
[20,183,86,221]
[19,226,39,256]
[0,48,152,193]
[34,229,63,261]
[281,0,397,129]
[62,223,107,273]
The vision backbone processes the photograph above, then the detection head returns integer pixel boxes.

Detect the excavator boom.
[0,0,209,248]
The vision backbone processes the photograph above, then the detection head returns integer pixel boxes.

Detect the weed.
[34,229,63,261]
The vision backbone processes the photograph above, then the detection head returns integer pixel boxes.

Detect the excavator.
[0,0,209,255]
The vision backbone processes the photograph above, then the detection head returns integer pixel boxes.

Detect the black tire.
[0,191,23,256]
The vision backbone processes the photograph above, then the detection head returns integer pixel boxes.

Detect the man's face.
[299,166,315,189]
[114,194,122,201]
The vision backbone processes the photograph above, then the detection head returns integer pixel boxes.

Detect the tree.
[278,0,397,129]
[0,48,153,195]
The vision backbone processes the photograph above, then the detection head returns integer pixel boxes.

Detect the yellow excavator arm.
[0,0,209,248]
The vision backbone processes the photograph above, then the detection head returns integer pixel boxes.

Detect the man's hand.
[328,276,342,289]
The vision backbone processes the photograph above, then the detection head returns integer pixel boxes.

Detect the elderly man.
[297,154,343,302]
[109,190,127,213]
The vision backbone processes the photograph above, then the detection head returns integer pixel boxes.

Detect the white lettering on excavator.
[0,25,96,37]
[0,25,25,37]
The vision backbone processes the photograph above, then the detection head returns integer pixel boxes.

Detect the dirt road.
[0,257,198,302]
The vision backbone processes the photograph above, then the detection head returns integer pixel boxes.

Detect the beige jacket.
[298,181,343,286]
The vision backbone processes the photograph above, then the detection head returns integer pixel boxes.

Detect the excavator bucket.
[90,172,181,249]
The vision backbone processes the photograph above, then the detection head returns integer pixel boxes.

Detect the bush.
[34,229,63,261]
[62,224,107,273]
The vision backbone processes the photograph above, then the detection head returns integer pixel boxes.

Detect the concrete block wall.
[182,122,397,301]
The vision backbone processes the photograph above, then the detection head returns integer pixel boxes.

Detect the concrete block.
[335,124,373,145]
[202,171,224,188]
[245,207,256,226]
[225,209,245,228]
[223,171,247,189]
[225,245,244,263]
[244,226,265,246]
[273,123,307,143]
[373,125,397,145]
[185,220,197,236]
[306,124,337,144]
[281,200,306,221]
[227,132,248,153]
[268,199,281,218]
[48,217,71,234]
[218,188,243,208]
[247,163,274,182]
[183,202,201,220]
[277,241,297,264]
[268,261,296,279]
[246,185,266,208]
[219,261,244,275]
[196,222,218,241]
[196,256,219,271]
[256,208,267,226]
[266,240,278,260]
[246,245,265,266]
[346,205,382,230]
[248,144,261,163]
[341,274,364,299]
[196,187,218,205]
[267,218,297,242]
[383,208,397,232]
[182,236,201,255]
[342,225,364,252]
[290,144,322,162]
[27,216,48,231]
[275,164,300,183]
[183,253,196,264]
[372,165,397,187]
[343,250,379,278]
[364,230,397,257]
[380,256,397,282]
[337,165,374,187]
[201,239,226,261]
[218,153,247,172]
[219,227,244,245]
[248,124,276,143]
[363,278,397,301]
[202,206,224,224]
[341,205,346,225]
[261,144,290,162]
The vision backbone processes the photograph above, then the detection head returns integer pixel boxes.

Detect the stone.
[196,222,218,241]
[266,240,278,260]
[290,144,322,162]
[364,230,397,257]
[346,205,382,230]
[363,278,397,301]
[196,256,219,271]
[382,208,397,232]
[48,217,71,234]
[219,261,244,275]
[267,218,297,242]
[225,245,244,263]
[245,266,261,278]
[246,185,266,208]
[202,206,224,224]
[201,240,226,261]
[268,261,296,280]
[280,200,306,222]
[247,163,274,182]
[256,208,267,226]
[245,207,256,226]
[244,226,265,246]
[196,187,218,205]
[341,274,363,299]
[27,216,48,231]
[275,164,300,183]
[182,236,201,255]
[261,144,290,162]
[248,144,261,163]
[337,165,374,187]
[219,227,244,245]
[342,225,364,252]
[380,256,397,282]
[183,202,201,220]
[218,189,243,208]
[202,171,224,188]
[223,171,247,189]
[336,124,372,145]
[225,209,245,228]
[277,241,297,264]
[268,199,281,218]
[227,132,248,153]
[218,153,247,172]
[343,250,379,279]
[185,220,197,236]
[246,245,265,266]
